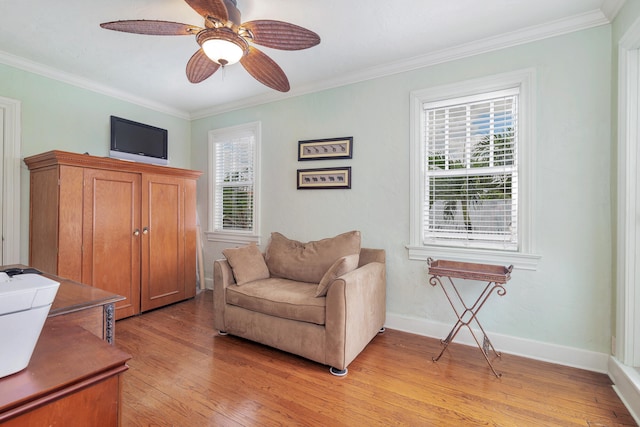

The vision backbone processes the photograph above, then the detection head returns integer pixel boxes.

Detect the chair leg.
[329,367,348,376]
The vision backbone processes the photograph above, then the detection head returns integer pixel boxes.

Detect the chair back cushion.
[265,230,361,283]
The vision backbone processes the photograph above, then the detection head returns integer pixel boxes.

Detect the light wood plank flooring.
[115,291,636,426]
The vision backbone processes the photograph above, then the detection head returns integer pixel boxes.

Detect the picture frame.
[297,167,351,189]
[298,137,353,161]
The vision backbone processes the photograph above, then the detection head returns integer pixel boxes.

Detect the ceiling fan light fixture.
[101,0,320,91]
[197,28,247,66]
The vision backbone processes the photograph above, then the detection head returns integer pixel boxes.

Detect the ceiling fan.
[100,0,320,92]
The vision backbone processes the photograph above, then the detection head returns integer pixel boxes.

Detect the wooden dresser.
[0,316,130,425]
[24,150,202,320]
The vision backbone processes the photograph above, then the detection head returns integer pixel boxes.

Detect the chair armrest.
[213,259,235,331]
[325,260,386,370]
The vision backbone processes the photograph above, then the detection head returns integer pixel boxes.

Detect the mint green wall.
[0,22,616,355]
[192,25,613,354]
[0,63,192,262]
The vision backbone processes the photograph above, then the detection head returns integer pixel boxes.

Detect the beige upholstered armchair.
[213,231,386,375]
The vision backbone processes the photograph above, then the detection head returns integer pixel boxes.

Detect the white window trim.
[408,69,540,270]
[206,121,261,245]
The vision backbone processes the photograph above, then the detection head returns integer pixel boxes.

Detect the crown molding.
[294,10,610,99]
[1,8,613,121]
[192,9,611,118]
[0,50,190,119]
[190,89,288,120]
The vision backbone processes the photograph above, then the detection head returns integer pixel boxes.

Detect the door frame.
[0,96,21,264]
[612,16,640,422]
[617,16,640,367]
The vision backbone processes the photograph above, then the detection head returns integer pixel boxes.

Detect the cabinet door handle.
[133,229,140,236]
[142,227,149,235]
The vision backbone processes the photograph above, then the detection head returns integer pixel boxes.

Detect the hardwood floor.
[115,291,636,426]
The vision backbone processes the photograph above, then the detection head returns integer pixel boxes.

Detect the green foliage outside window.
[222,168,253,231]
[427,129,514,233]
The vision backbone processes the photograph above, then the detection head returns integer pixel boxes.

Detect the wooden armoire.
[24,150,202,320]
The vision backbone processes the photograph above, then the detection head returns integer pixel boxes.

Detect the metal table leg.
[429,269,508,378]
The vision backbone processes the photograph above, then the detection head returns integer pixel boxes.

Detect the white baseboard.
[385,313,609,373]
[608,357,640,425]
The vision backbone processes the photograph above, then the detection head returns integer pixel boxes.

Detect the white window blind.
[213,135,255,232]
[423,88,519,250]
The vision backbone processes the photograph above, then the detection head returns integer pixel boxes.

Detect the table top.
[0,316,131,416]
[1,264,124,316]
[427,258,513,283]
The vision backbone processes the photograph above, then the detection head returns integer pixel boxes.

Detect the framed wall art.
[297,167,351,189]
[298,137,353,161]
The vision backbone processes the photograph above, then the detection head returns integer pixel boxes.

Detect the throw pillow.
[315,254,360,297]
[222,243,269,286]
[265,230,361,283]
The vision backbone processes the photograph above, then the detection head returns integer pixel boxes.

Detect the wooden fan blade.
[100,20,202,36]
[186,49,221,83]
[240,46,290,92]
[184,0,229,22]
[241,20,320,50]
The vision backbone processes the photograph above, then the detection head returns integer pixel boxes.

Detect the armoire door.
[83,168,141,320]
[140,174,185,312]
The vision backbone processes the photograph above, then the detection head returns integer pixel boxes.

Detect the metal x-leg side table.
[427,258,513,377]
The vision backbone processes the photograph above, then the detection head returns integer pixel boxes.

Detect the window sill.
[206,231,261,246]
[406,245,540,271]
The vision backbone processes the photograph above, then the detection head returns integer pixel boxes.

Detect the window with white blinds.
[423,88,519,250]
[409,70,537,269]
[208,122,261,244]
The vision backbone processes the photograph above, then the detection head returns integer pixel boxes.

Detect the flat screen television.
[109,116,168,165]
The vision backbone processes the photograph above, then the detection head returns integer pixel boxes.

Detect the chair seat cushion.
[226,278,326,325]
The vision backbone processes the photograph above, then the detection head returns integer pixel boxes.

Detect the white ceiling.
[0,0,625,119]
